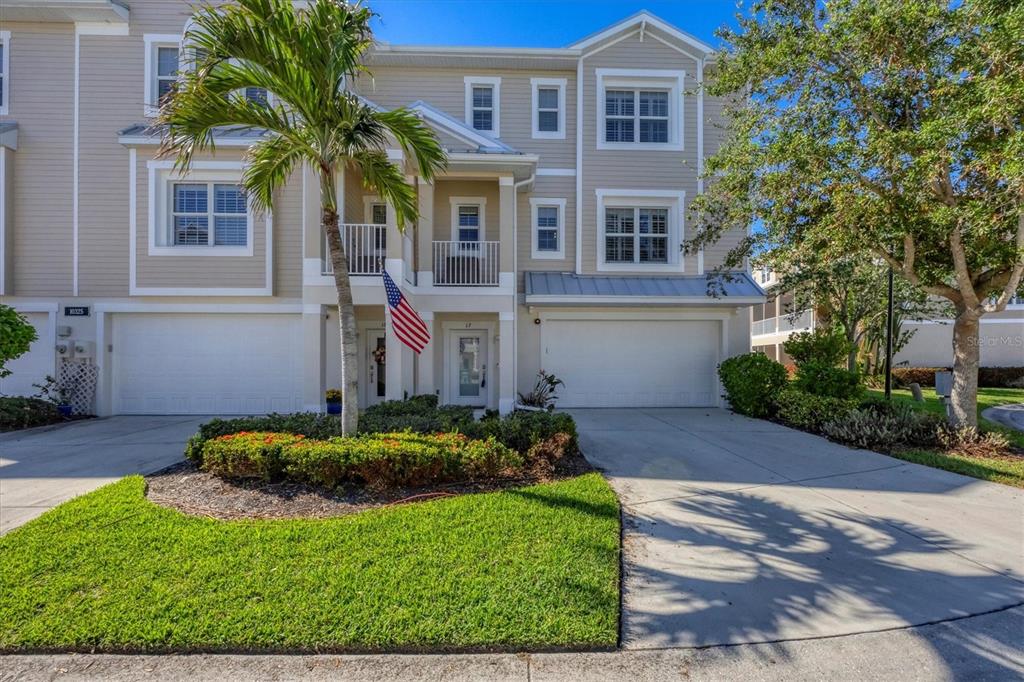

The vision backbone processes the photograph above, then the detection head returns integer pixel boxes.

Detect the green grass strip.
[0,473,620,652]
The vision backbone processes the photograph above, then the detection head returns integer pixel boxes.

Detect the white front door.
[365,329,387,407]
[448,329,488,406]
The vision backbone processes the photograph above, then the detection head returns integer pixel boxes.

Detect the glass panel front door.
[449,330,488,406]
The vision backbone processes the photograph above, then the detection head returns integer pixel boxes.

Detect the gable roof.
[406,100,517,154]
[568,10,716,55]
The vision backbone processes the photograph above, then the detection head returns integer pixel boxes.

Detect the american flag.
[383,270,430,353]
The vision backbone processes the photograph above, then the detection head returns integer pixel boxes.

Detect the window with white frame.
[370,202,387,225]
[530,198,566,259]
[531,78,566,139]
[145,35,182,115]
[0,31,10,116]
[171,182,248,246]
[464,76,500,136]
[597,189,684,271]
[449,196,486,245]
[596,69,684,151]
[457,205,480,241]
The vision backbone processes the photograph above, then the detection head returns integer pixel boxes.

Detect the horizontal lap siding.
[273,169,302,297]
[517,175,575,290]
[5,23,74,296]
[432,180,500,242]
[698,91,745,271]
[355,67,577,169]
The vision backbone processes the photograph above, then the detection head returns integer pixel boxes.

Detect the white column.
[416,177,434,286]
[416,311,436,398]
[384,306,404,402]
[498,311,515,414]
[498,176,514,273]
[302,304,326,412]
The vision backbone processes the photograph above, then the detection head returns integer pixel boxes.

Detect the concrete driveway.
[0,416,206,533]
[570,408,1024,655]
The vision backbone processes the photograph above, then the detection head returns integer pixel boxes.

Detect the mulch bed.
[145,450,594,521]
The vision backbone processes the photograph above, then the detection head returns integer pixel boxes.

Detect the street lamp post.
[884,264,894,400]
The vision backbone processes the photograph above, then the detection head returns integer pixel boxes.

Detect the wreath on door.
[372,347,387,365]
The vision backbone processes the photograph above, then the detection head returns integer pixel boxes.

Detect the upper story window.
[0,31,10,116]
[531,77,566,139]
[148,160,254,257]
[145,34,183,116]
[596,189,685,272]
[596,69,684,151]
[172,182,248,247]
[450,196,487,243]
[530,198,566,259]
[464,76,501,137]
[370,202,387,225]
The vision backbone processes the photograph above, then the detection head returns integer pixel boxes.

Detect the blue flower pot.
[58,404,73,418]
[326,401,342,415]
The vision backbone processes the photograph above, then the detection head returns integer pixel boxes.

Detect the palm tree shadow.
[621,489,1024,676]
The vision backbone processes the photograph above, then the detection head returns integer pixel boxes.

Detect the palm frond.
[351,150,418,229]
[243,135,306,213]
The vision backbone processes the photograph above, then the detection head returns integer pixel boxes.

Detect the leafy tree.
[768,256,948,371]
[159,0,446,434]
[691,0,1023,426]
[0,305,38,382]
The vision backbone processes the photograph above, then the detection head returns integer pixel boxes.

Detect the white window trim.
[530,77,566,140]
[596,68,684,151]
[529,197,566,260]
[362,195,389,224]
[596,189,685,272]
[147,160,255,257]
[464,76,501,138]
[0,31,10,116]
[144,34,181,118]
[449,196,487,242]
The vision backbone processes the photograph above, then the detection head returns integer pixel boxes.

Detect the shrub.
[200,432,306,480]
[718,353,789,417]
[936,426,1011,458]
[0,396,62,431]
[184,413,344,463]
[891,366,1024,389]
[782,328,851,368]
[793,362,863,400]
[773,388,859,433]
[0,305,38,380]
[358,402,475,435]
[518,371,565,410]
[201,430,522,489]
[821,399,944,451]
[467,409,579,456]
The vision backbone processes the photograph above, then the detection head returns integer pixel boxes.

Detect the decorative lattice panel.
[58,359,98,416]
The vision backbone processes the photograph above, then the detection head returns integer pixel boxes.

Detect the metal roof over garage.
[524,271,765,305]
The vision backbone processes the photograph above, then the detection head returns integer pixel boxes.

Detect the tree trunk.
[845,325,858,373]
[324,205,360,436]
[949,306,981,428]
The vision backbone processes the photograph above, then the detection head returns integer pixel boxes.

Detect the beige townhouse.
[0,2,763,415]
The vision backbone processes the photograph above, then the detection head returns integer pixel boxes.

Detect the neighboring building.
[0,4,762,415]
[750,268,1024,368]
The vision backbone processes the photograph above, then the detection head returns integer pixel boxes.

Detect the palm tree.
[158,0,446,434]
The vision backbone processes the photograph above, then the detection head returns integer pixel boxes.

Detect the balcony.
[322,223,387,276]
[432,240,500,287]
[752,310,814,336]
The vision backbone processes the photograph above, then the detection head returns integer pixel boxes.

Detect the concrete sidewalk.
[0,416,206,533]
[3,605,1021,681]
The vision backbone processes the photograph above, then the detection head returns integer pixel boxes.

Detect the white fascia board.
[409,102,500,151]
[121,135,258,147]
[373,43,579,58]
[95,302,303,314]
[446,152,539,165]
[569,10,715,55]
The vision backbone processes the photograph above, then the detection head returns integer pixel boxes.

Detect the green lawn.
[865,387,1024,487]
[0,474,620,652]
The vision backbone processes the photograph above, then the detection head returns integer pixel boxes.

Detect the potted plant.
[325,388,343,415]
[517,370,565,412]
[33,375,75,417]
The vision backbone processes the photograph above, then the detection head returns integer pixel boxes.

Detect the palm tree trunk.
[324,205,360,435]
[949,305,980,428]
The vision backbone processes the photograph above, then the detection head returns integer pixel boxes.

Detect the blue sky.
[367,1,743,48]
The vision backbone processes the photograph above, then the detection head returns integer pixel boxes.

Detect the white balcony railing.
[432,240,500,287]
[779,309,814,333]
[752,318,777,336]
[322,223,387,276]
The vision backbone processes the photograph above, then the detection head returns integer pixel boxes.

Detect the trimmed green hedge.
[200,431,521,488]
[772,388,859,433]
[719,353,789,417]
[892,366,1024,389]
[184,413,344,463]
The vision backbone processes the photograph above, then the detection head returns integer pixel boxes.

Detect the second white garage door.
[543,318,720,408]
[112,314,303,415]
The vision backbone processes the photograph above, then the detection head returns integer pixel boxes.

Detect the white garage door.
[543,319,720,407]
[112,314,303,415]
[0,312,53,398]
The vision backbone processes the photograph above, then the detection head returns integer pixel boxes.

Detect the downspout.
[511,171,535,410]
